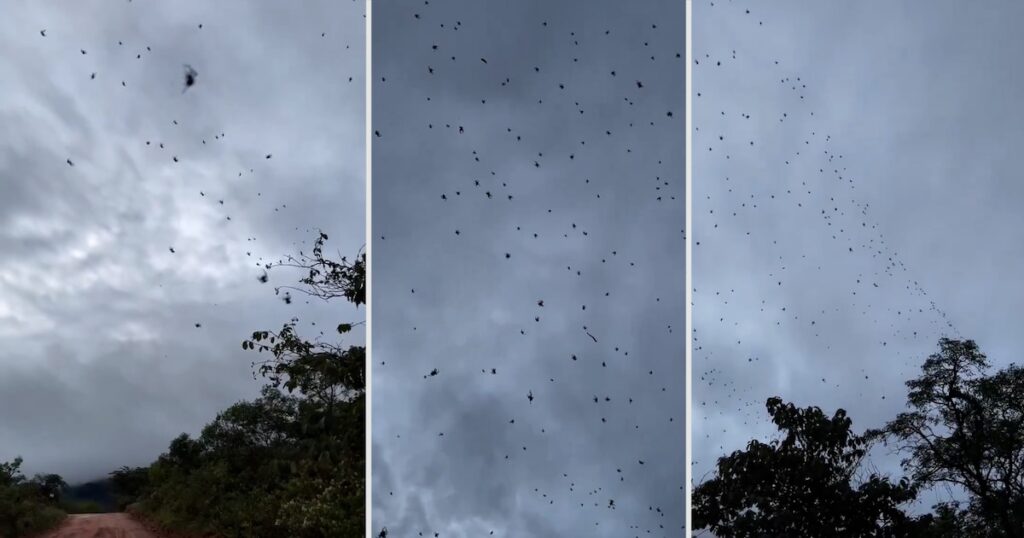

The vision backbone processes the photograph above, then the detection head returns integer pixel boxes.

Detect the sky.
[370,1,685,536]
[0,1,364,484]
[693,0,1024,514]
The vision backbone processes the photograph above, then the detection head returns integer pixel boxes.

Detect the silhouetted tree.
[269,231,365,306]
[693,397,921,537]
[696,338,1024,537]
[876,338,1024,537]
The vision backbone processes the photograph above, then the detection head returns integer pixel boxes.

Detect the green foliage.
[107,467,149,510]
[132,233,365,537]
[0,458,66,538]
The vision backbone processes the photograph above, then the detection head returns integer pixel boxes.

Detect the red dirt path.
[36,513,164,538]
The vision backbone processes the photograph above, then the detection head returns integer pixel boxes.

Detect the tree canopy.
[121,232,366,537]
[0,457,67,537]
[693,397,919,537]
[695,338,1024,538]
[877,338,1024,537]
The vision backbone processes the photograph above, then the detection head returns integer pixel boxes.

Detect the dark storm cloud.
[0,1,363,484]
[372,1,684,536]
[693,0,1024,509]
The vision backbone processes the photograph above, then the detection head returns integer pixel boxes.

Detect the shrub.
[0,458,66,538]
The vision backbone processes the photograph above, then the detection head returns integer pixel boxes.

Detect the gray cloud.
[371,1,684,536]
[693,0,1024,512]
[0,0,363,484]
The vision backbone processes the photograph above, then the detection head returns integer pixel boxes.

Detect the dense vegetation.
[118,232,366,537]
[2,233,363,537]
[0,458,66,537]
[0,461,125,536]
[694,338,1024,537]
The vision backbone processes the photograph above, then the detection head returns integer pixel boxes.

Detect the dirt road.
[38,513,163,538]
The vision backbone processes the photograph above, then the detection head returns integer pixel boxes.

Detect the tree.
[693,397,921,537]
[0,459,25,489]
[240,231,366,537]
[0,458,65,537]
[269,231,365,307]
[108,466,150,509]
[877,338,1024,537]
[133,232,366,537]
[31,474,67,503]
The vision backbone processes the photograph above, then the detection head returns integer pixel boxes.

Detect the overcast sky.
[693,0,1024,513]
[0,1,363,484]
[371,1,684,536]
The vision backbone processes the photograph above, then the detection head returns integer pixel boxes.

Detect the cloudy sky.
[0,1,363,484]
[371,1,684,536]
[693,0,1024,512]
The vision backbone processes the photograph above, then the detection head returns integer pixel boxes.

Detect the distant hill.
[63,478,118,512]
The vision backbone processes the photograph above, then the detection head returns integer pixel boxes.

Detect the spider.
[183,64,198,93]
